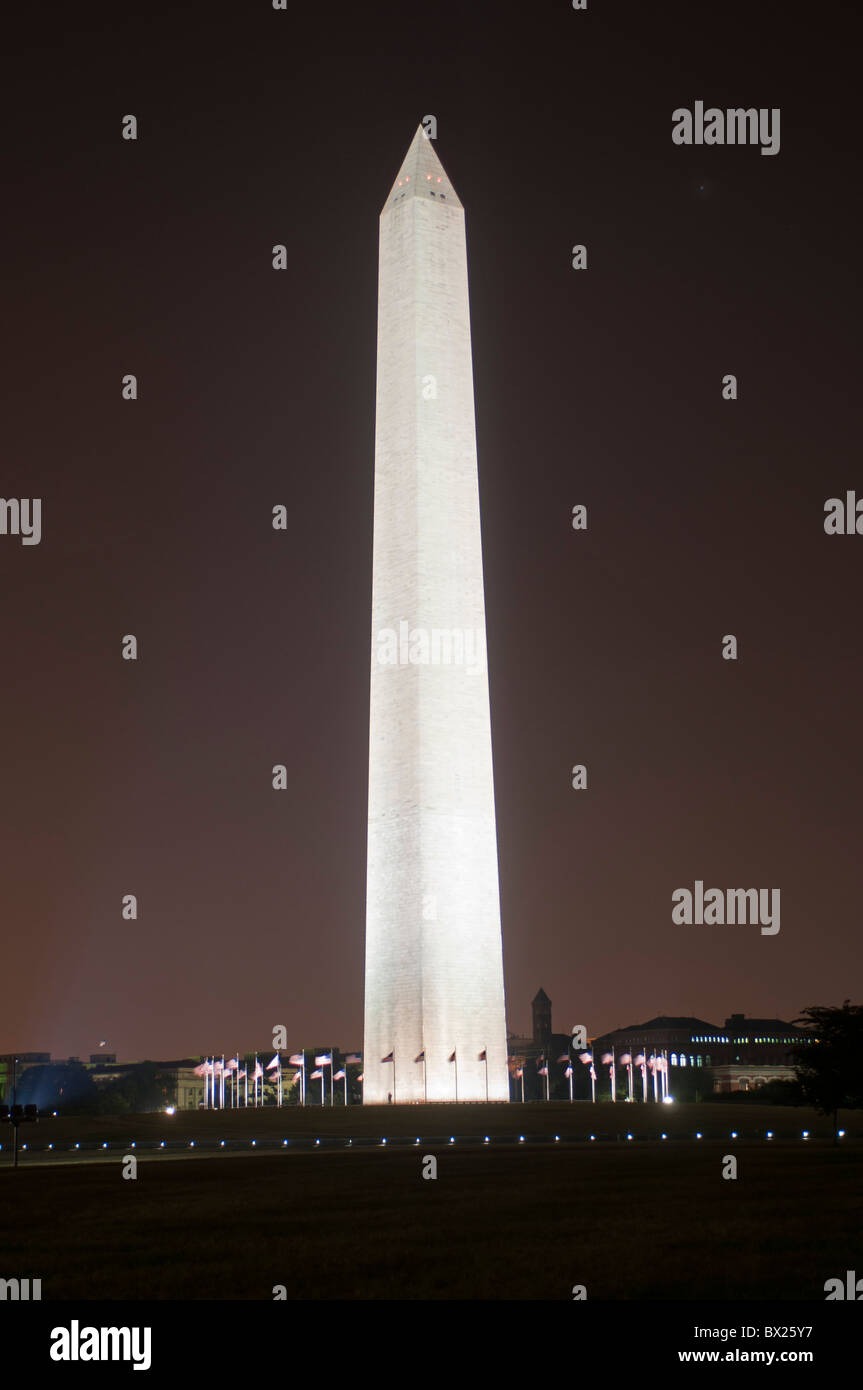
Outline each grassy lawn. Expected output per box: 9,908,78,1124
1,1112,858,1299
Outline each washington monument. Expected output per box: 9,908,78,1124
363,126,509,1103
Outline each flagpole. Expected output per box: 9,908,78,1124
484,1048,488,1103
454,1049,458,1103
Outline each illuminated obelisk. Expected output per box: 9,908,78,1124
363,127,509,1103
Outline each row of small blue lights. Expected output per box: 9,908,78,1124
0,1128,847,1154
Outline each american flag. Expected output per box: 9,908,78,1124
266,1055,280,1071
414,1051,425,1063
478,1049,487,1061
381,1052,394,1063
310,1069,323,1080
288,1053,304,1066
333,1069,346,1081
346,1054,362,1064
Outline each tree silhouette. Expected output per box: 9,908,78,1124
791,1000,863,1140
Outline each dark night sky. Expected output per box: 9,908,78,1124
3,1,860,1060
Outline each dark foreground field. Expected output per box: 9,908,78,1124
1,1103,859,1299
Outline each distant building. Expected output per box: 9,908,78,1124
0,1053,51,1103
532,989,552,1047
158,1063,205,1110
0,1053,207,1111
507,989,572,1099
593,1013,811,1092
711,1063,798,1093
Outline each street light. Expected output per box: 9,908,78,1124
1,1056,39,1168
